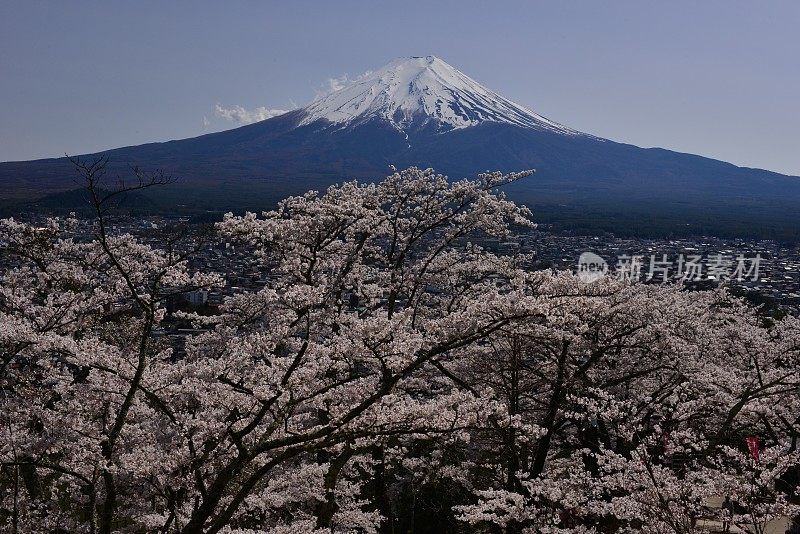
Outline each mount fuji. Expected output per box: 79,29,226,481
1,55,799,239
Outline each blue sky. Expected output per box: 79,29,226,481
1,1,798,175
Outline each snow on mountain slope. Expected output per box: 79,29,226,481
299,56,582,135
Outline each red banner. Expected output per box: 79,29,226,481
746,436,760,461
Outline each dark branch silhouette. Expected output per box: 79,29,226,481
67,153,174,216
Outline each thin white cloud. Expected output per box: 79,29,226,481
327,74,349,93
214,71,371,126
314,70,373,100
214,103,292,125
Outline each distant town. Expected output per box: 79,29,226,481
9,214,797,320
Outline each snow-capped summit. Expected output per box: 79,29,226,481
299,55,580,135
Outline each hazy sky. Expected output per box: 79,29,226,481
1,1,798,175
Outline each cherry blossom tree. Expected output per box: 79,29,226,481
1,162,798,533
453,280,800,533
2,165,539,532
